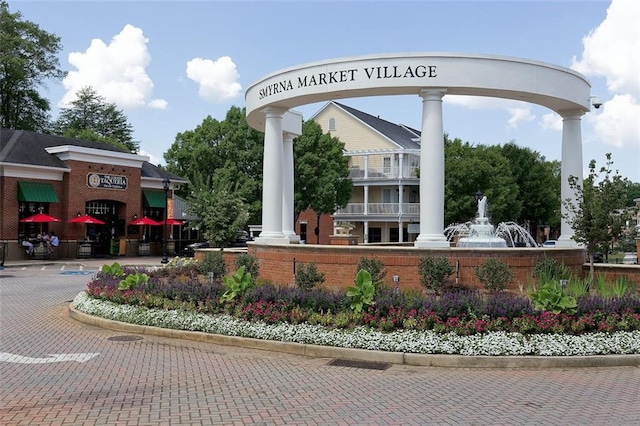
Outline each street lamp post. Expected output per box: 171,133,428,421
161,177,170,264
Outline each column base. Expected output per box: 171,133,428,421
414,234,450,248
254,234,290,245
283,232,300,243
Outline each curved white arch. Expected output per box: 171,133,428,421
245,53,590,247
246,53,590,131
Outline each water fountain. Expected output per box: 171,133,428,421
445,192,538,248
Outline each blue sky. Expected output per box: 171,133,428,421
11,0,640,182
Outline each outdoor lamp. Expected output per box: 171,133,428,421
161,177,170,264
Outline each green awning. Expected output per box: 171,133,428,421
143,190,166,208
17,181,59,203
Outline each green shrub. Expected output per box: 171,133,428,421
532,257,570,283
356,257,387,287
474,258,513,292
234,253,259,280
565,277,591,298
595,275,636,298
418,256,454,293
220,266,255,303
198,251,227,278
118,272,149,291
295,262,326,291
101,262,125,277
528,281,577,314
346,269,376,313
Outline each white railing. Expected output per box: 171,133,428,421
335,203,420,215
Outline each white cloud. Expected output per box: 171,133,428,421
139,149,162,166
186,56,242,103
572,0,640,97
587,94,640,149
445,96,535,129
540,113,563,132
59,24,168,109
506,107,535,129
570,0,640,150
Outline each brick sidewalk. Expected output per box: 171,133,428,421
2,266,640,425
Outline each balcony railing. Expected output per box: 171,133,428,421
348,165,419,180
335,203,420,216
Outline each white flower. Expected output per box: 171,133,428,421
72,292,640,356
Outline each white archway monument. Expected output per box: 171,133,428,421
245,53,591,247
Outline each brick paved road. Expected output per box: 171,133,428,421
1,264,640,425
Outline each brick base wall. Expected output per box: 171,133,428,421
247,243,594,292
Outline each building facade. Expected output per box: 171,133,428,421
300,101,421,244
0,129,188,261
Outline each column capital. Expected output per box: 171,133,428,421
261,106,288,118
419,88,447,101
558,109,586,120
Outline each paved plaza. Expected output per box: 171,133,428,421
1,258,640,425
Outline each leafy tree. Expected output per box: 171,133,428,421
0,1,65,131
624,181,640,208
564,153,630,280
164,107,264,224
187,175,249,249
444,137,519,225
500,142,559,229
51,87,138,152
294,120,352,243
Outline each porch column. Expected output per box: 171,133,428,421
415,89,449,248
364,186,369,215
255,107,288,244
364,221,369,244
557,111,584,248
282,132,299,242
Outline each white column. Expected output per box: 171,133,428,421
398,153,404,178
364,185,369,215
398,184,404,243
364,221,369,243
364,155,369,179
282,132,299,242
415,89,449,248
557,111,584,248
255,107,288,244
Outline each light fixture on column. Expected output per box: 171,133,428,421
161,177,170,264
133,213,138,220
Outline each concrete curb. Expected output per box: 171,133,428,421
69,305,640,369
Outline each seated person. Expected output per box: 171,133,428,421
49,231,59,253
22,239,34,255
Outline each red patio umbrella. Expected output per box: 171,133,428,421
20,212,61,235
130,216,162,241
130,217,162,226
19,213,61,223
67,214,106,225
160,218,185,225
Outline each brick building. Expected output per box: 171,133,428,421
0,129,188,261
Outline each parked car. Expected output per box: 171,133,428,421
622,252,638,265
181,240,210,257
542,240,557,247
181,231,253,257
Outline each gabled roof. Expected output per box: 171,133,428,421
332,102,421,150
0,128,186,182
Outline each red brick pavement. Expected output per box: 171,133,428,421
1,263,640,425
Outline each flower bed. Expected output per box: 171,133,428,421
72,292,640,356
74,264,640,356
